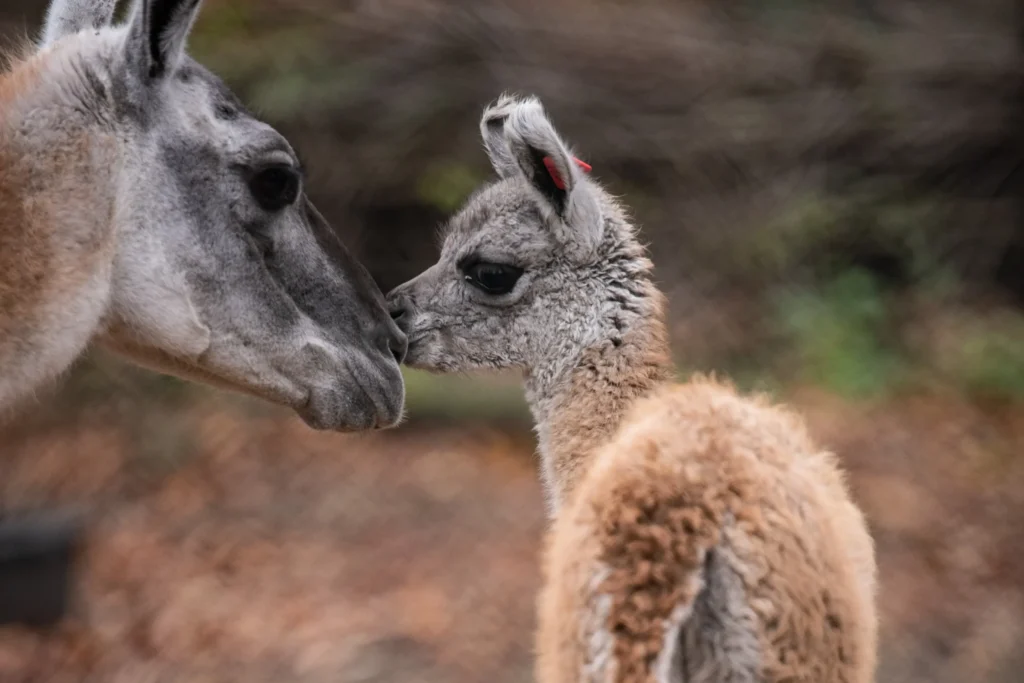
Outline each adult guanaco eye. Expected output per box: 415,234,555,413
462,262,524,295
216,102,239,120
248,164,300,212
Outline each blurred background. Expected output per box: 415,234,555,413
1,0,1023,680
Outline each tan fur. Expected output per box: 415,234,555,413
0,44,120,408
536,305,877,682
537,287,675,504
0,51,50,328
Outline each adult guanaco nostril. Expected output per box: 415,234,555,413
248,163,301,212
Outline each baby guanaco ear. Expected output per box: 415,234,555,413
502,96,603,257
480,92,521,179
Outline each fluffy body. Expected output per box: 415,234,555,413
389,93,877,682
0,0,407,430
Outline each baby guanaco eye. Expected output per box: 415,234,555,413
462,261,524,295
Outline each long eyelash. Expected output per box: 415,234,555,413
293,153,307,178
456,254,481,273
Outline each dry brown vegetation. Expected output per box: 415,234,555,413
1,369,1023,682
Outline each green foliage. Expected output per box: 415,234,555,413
869,194,951,284
747,192,840,276
415,163,484,213
743,187,952,292
189,3,335,117
951,317,1024,401
401,368,531,423
59,351,196,410
774,268,907,399
187,1,258,70
190,1,255,42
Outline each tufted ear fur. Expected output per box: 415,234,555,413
480,93,522,179
500,95,603,257
125,0,202,81
40,0,117,47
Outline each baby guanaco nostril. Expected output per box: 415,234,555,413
389,329,409,364
387,294,411,327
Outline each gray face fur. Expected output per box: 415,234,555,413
388,94,653,389
39,0,406,431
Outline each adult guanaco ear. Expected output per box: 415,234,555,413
125,0,203,82
502,95,603,257
40,0,117,47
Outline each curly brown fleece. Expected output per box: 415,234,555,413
390,92,878,683
536,357,877,683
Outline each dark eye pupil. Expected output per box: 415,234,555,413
465,262,523,295
248,165,300,212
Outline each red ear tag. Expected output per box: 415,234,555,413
542,156,592,190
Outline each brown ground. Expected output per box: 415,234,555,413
2,385,1023,683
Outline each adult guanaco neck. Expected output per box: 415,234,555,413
0,39,121,406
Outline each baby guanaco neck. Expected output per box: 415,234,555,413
525,277,674,515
